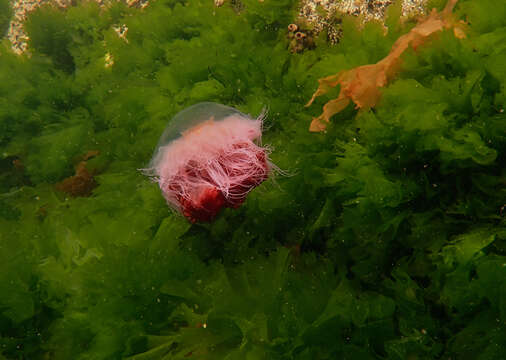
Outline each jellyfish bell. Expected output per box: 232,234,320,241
144,102,274,223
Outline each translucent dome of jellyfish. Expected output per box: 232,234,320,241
144,102,276,223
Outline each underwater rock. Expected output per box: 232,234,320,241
6,0,142,54
297,0,428,44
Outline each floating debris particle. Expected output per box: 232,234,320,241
104,52,114,68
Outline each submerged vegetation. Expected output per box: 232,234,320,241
0,0,12,37
0,0,505,358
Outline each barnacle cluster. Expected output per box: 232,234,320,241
286,23,315,53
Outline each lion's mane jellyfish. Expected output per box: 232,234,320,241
144,102,275,223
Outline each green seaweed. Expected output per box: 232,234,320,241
0,0,12,38
0,0,505,359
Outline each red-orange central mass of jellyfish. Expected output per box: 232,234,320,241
167,142,269,222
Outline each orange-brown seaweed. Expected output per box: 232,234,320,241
56,150,99,197
306,0,465,132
